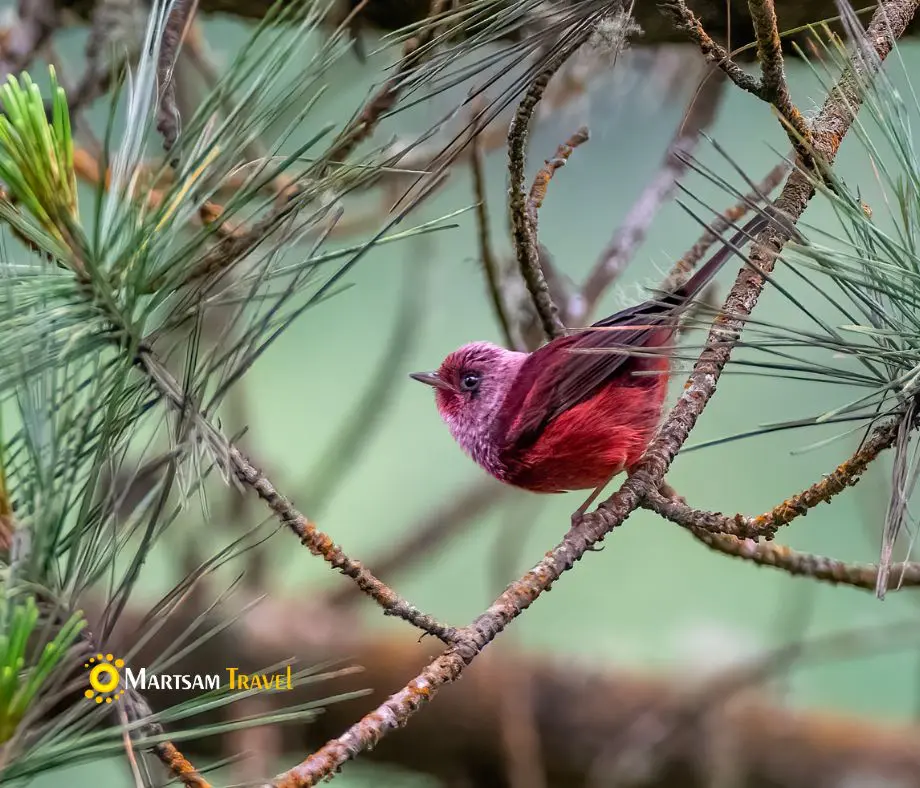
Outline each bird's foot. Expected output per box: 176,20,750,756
659,481,687,506
570,510,606,550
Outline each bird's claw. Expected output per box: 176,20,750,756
570,512,605,552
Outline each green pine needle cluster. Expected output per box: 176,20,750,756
0,598,84,746
0,69,77,247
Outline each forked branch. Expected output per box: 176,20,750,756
645,419,899,541
660,0,812,156
261,2,919,784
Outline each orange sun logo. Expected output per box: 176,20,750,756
84,654,125,703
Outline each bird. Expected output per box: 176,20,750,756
410,213,769,521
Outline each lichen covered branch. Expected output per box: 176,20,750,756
507,39,593,341
258,1,919,784
659,0,761,95
645,420,899,538
661,0,811,155
693,531,920,591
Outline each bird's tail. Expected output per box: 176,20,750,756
673,211,774,304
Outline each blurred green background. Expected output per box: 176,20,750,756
24,10,920,787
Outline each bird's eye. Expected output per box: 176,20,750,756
460,372,481,392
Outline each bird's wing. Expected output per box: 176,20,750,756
495,298,673,452
494,212,772,452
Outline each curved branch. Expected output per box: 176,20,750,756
260,2,920,784
507,38,592,341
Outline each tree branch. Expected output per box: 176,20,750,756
324,478,509,608
659,0,762,95
693,531,920,591
507,36,594,342
661,0,812,157
156,0,199,158
747,0,813,154
644,419,899,539
259,2,919,783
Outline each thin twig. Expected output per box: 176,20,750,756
470,126,516,350
124,688,212,788
658,1,761,95
156,0,199,158
645,419,899,539
693,531,920,591
136,350,458,644
662,0,811,158
526,126,590,220
580,69,726,322
747,0,812,154
259,3,919,784
508,41,593,342
152,741,212,788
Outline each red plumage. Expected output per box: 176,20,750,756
411,214,767,497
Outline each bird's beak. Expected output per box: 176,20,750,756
409,371,454,392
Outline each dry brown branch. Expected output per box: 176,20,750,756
507,39,595,342
471,120,516,349
136,349,459,644
258,3,918,783
96,596,920,788
662,0,811,156
120,684,213,788
526,126,590,220
644,418,899,541
693,531,920,591
747,0,813,157
157,0,200,157
659,1,761,94
579,68,726,322
152,741,213,788
660,159,790,290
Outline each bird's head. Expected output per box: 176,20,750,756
410,341,526,446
